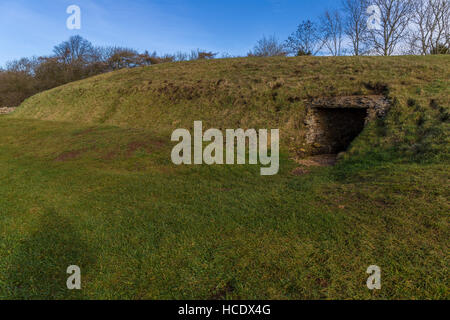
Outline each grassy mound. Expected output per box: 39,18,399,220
12,55,450,160
1,56,449,299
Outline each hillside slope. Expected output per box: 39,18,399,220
12,56,450,160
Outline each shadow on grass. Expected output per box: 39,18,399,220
5,209,95,299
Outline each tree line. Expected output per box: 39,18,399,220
249,0,449,57
0,35,218,108
1,0,448,108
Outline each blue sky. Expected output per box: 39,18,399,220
0,0,339,66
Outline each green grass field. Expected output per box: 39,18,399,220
0,56,449,299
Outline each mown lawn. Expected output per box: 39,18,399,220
0,117,447,299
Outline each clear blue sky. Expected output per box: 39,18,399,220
0,0,339,66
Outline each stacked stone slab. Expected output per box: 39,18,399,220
0,107,16,115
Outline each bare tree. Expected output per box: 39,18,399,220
430,0,450,51
107,47,141,69
320,10,345,56
342,0,371,55
368,0,415,56
189,49,218,60
173,51,189,61
248,35,287,57
409,0,450,55
5,58,37,75
286,20,324,56
53,35,95,64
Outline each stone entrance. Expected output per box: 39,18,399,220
306,107,368,154
304,95,390,155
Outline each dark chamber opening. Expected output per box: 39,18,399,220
311,108,368,154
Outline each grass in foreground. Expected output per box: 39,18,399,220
0,118,448,299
